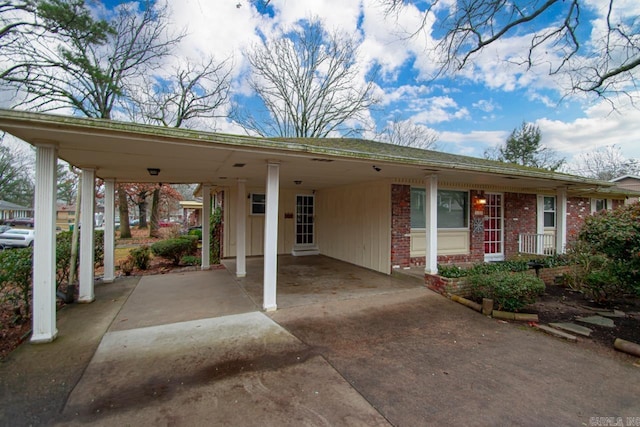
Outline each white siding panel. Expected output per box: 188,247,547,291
315,181,391,274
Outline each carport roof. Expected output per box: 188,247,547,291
0,108,625,194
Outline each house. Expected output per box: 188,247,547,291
611,175,640,204
0,109,635,343
0,200,32,222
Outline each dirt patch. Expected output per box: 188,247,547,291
526,284,640,356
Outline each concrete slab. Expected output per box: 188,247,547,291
225,255,423,309
549,322,593,337
58,312,389,426
576,315,616,328
598,310,626,318
110,269,258,331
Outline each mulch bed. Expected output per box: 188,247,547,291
527,284,640,355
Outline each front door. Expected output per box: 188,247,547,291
295,195,315,247
484,193,504,262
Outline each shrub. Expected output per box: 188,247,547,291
56,230,106,287
577,203,640,295
129,245,151,270
187,228,202,240
119,257,134,275
151,238,196,265
0,247,33,323
180,255,201,266
466,271,545,312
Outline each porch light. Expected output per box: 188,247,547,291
294,180,302,185
473,191,487,212
147,168,161,176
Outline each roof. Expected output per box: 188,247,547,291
0,200,31,210
0,108,625,196
611,175,640,182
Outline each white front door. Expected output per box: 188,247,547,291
484,193,504,262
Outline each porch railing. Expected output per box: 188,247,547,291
518,233,556,255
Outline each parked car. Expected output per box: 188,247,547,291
0,225,11,234
5,217,34,227
0,229,35,248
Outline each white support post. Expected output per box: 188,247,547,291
31,145,58,343
201,184,211,270
236,179,247,277
78,168,96,303
103,179,116,283
556,187,567,255
424,175,438,275
263,162,280,311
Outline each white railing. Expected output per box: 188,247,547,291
518,233,556,255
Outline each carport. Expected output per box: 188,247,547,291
0,109,440,344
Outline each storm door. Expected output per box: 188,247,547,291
483,193,504,262
295,195,315,247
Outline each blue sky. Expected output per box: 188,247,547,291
8,0,640,168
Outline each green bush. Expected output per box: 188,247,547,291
187,228,202,240
577,203,640,296
151,238,196,265
56,230,106,287
438,260,529,278
466,271,545,312
180,255,201,266
0,247,33,323
129,245,151,270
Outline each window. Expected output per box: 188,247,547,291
250,193,265,215
543,196,556,228
593,198,608,212
411,188,468,229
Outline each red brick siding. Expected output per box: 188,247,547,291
566,197,589,244
391,184,411,268
504,192,537,257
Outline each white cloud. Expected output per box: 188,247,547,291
437,130,508,157
537,97,640,162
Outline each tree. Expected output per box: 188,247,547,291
126,57,232,129
376,118,438,150
2,0,183,238
0,136,34,206
56,162,77,205
485,122,564,170
384,1,640,103
238,19,378,138
0,0,111,80
568,145,639,180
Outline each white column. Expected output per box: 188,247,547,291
78,168,96,303
263,162,280,311
556,187,567,255
424,175,438,275
201,184,211,270
31,145,58,343
103,179,116,283
236,179,247,277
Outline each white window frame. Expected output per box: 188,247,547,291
250,193,266,215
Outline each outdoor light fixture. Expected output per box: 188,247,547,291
147,168,161,176
294,180,302,185
373,165,381,172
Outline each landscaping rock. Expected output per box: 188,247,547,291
576,315,615,328
549,322,593,337
534,324,578,342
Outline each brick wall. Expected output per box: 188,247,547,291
391,184,411,268
504,192,537,257
566,197,589,244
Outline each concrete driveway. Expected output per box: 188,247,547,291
1,256,639,426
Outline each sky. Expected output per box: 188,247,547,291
4,0,640,169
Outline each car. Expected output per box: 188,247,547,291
0,225,11,234
5,217,34,227
0,229,35,248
